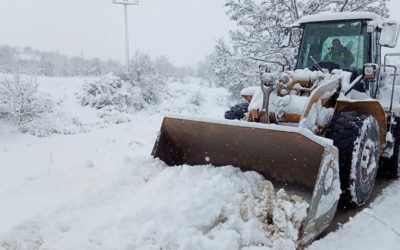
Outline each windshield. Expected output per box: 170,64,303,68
296,21,367,72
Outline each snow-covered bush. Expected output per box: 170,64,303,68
79,73,141,112
125,52,166,105
79,52,167,113
79,71,165,113
0,75,53,126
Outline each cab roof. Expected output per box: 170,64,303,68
292,12,383,26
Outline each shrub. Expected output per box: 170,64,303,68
79,70,165,113
0,75,53,126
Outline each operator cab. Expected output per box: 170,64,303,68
296,20,367,74
291,12,400,95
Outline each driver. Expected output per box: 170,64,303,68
324,39,355,69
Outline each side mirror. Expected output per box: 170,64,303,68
363,63,378,80
279,28,291,48
379,22,400,48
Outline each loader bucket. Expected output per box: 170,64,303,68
152,116,340,246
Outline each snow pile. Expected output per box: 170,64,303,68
247,181,309,249
0,156,308,250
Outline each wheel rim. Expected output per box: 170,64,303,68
360,139,376,183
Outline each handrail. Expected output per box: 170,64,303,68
384,53,400,72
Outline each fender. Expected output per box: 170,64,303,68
334,99,387,150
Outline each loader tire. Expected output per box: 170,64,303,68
325,112,380,206
380,117,400,179
224,102,249,120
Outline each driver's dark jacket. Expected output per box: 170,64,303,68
324,47,355,69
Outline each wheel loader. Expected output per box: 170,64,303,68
152,12,400,247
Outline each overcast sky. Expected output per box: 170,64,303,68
0,0,399,67
0,0,235,67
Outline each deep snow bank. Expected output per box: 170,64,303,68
0,159,308,250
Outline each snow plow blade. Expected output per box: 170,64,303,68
152,116,340,246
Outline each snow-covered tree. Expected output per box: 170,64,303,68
212,39,258,97
213,0,389,93
126,52,166,106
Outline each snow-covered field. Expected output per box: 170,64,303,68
0,76,400,250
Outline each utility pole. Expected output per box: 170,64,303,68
112,0,139,73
